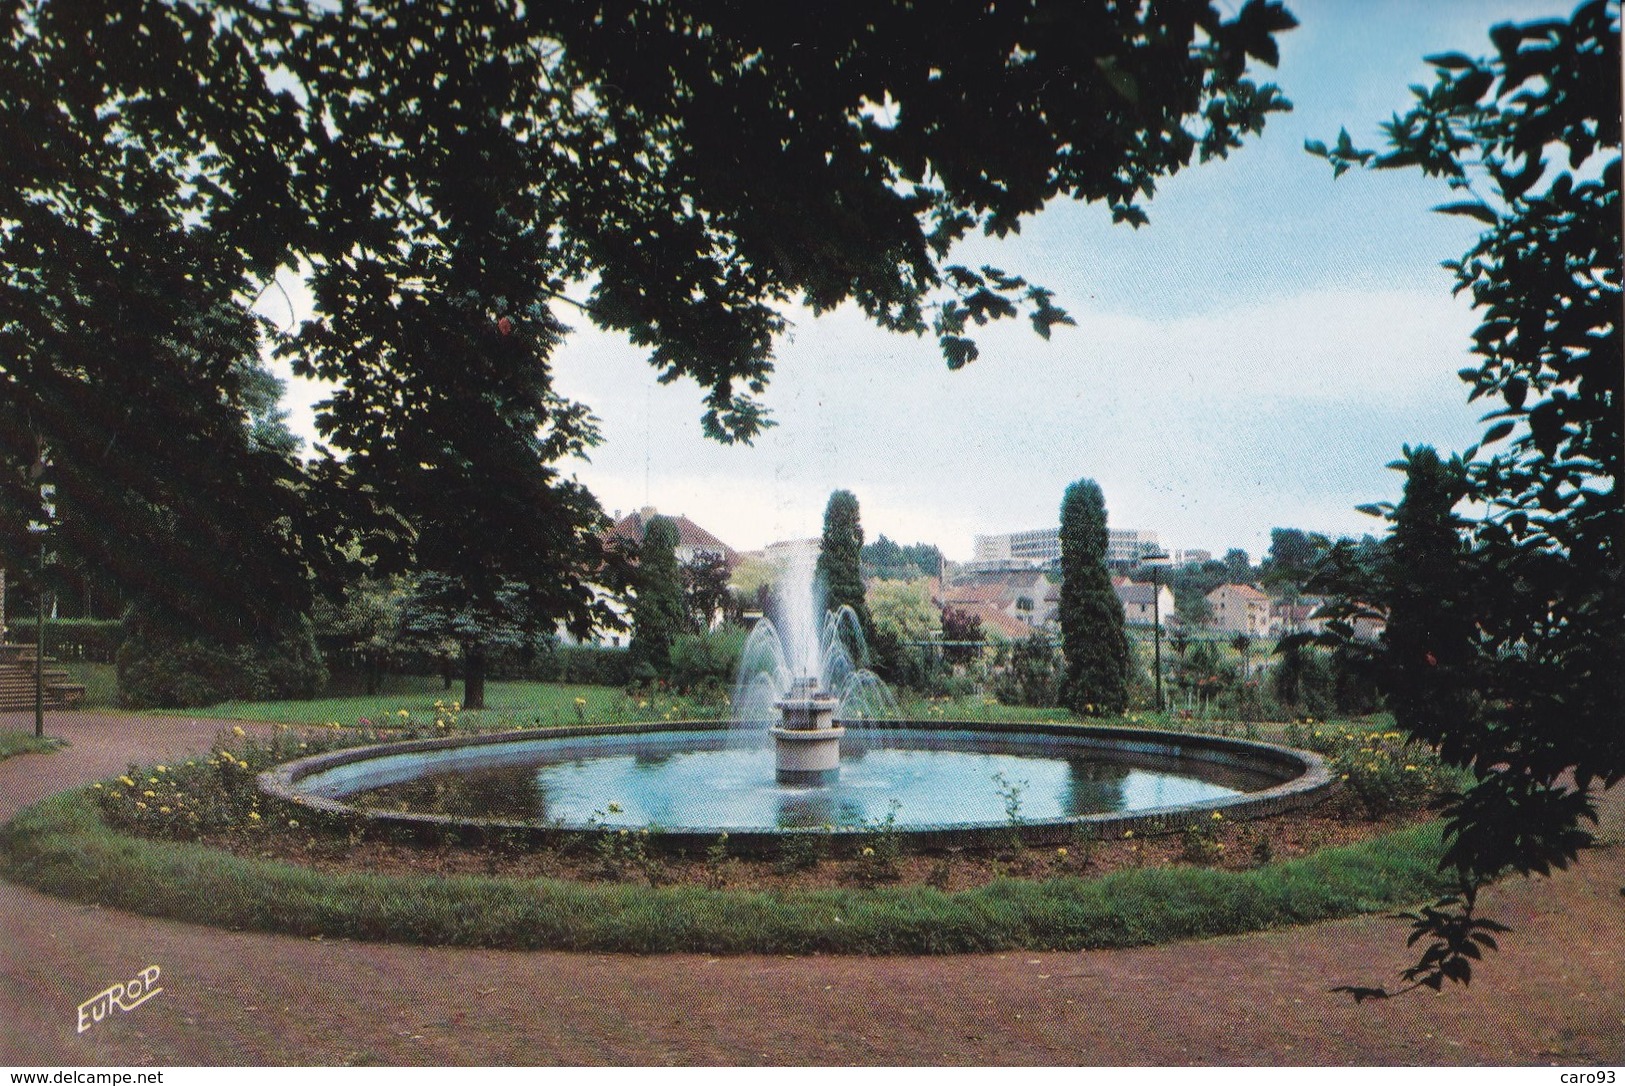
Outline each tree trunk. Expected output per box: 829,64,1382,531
463,643,487,710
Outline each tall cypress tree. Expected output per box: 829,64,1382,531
816,490,873,642
629,516,685,681
1059,479,1130,716
1381,446,1479,759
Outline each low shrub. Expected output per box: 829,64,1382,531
116,613,327,709
1290,721,1456,820
21,619,125,663
668,627,747,698
530,644,633,687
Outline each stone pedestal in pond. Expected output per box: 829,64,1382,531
772,677,844,785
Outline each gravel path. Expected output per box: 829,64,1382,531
1,710,1620,1066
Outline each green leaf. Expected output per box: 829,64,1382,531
1482,421,1515,445
939,335,979,370
1433,201,1498,225
1423,52,1478,70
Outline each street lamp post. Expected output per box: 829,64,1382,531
1140,550,1172,714
33,532,44,738
27,453,51,739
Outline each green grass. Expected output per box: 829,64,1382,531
154,680,726,730
0,785,1454,955
891,693,1075,724
0,731,65,761
62,662,118,709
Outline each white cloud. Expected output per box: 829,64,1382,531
551,286,1486,561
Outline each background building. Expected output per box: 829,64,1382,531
971,526,1163,571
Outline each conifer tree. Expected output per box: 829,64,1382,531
629,517,685,681
816,490,873,643
1058,479,1130,716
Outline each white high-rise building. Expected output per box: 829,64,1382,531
971,527,1161,569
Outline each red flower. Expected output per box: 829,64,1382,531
1424,651,1438,666
497,316,514,336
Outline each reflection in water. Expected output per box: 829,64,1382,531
363,767,543,821
1060,759,1130,816
352,729,1280,830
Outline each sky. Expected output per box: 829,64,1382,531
271,0,1570,564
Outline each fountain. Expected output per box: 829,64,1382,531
730,541,894,784
260,518,1336,853
770,676,844,784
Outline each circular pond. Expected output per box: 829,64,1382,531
261,721,1335,853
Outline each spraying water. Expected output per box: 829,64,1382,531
732,540,897,729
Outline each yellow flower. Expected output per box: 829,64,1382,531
573,697,587,706
619,828,629,837
119,776,135,787
862,847,875,856
1123,829,1134,839
158,806,171,814
1056,847,1068,857
147,777,158,784
143,790,156,797
1211,811,1223,821
288,818,300,828
248,811,261,821
1404,765,1417,772
398,709,410,718
155,765,167,773
232,726,245,737
638,700,649,709
135,801,147,810
452,702,461,711
93,782,104,790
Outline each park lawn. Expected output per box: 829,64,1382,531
891,693,1077,724
160,679,727,730
1,783,1454,955
0,731,65,761
61,661,119,709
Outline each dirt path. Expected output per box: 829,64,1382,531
2,711,1621,1066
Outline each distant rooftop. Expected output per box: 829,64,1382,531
607,507,736,559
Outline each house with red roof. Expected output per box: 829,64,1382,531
1205,583,1273,636
606,507,737,566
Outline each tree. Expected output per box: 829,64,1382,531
1058,479,1130,715
867,578,941,644
1222,549,1254,583
1230,633,1252,682
1263,528,1332,600
629,516,686,683
863,536,944,581
940,606,984,667
816,490,873,642
396,573,557,708
0,1,327,647
2,1,1297,695
1311,1,1622,998
994,632,1063,708
680,550,733,633
1377,447,1479,742
311,573,412,696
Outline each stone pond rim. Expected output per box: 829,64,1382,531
257,720,1339,857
